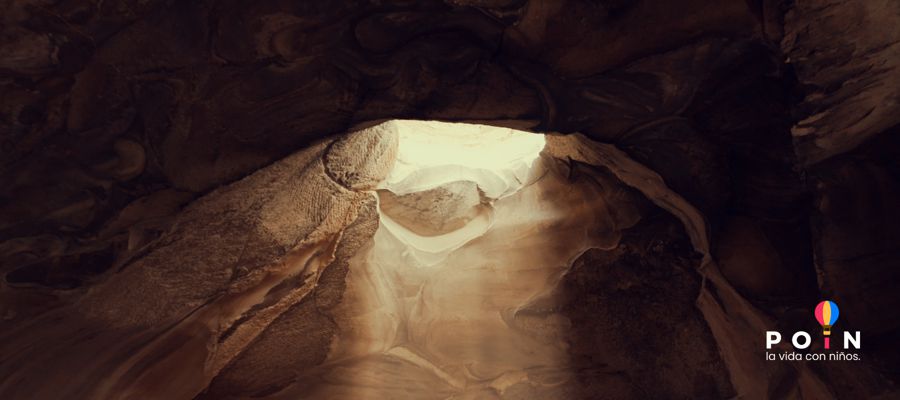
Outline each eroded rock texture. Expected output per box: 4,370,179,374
1,0,899,399
1,124,397,399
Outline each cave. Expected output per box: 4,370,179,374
2,0,900,399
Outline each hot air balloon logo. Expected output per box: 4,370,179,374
815,300,839,336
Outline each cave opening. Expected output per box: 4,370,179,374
291,120,662,398
377,120,547,267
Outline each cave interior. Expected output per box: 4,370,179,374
1,0,900,399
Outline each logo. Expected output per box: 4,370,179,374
764,300,861,361
814,300,839,348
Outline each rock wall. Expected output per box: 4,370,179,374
0,124,397,399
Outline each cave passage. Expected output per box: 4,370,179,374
286,121,632,399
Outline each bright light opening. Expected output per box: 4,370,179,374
381,120,546,198
377,120,547,266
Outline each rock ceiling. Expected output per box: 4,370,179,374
1,0,899,399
